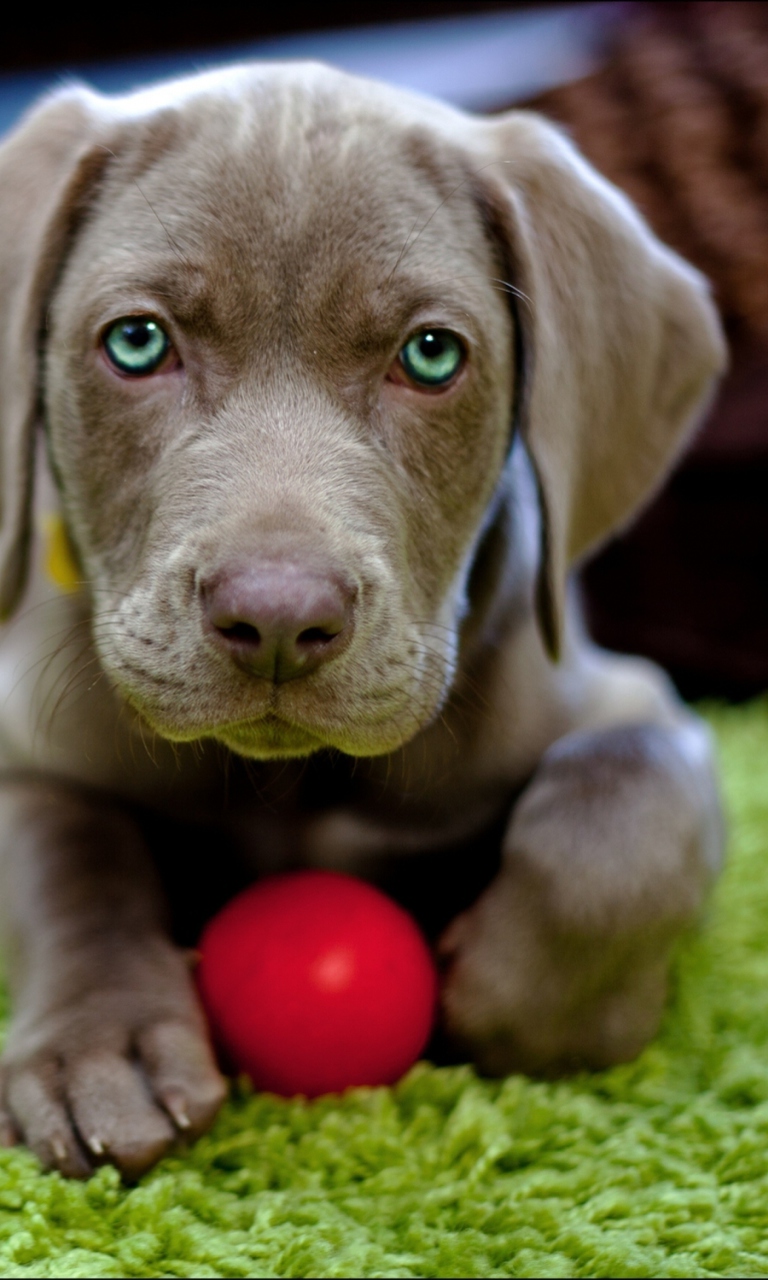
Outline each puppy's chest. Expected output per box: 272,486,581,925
223,752,513,879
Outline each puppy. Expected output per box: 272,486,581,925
0,62,725,1179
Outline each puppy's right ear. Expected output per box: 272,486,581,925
0,87,106,619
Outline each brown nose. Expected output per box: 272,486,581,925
201,561,355,682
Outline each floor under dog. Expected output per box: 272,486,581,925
0,700,766,1278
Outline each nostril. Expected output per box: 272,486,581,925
217,621,262,646
297,625,340,647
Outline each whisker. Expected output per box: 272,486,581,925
36,654,104,740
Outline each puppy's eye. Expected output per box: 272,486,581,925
102,317,171,375
398,329,464,388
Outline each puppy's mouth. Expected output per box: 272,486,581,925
121,675,443,759
213,713,326,759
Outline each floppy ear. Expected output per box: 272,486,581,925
0,87,105,619
472,112,726,657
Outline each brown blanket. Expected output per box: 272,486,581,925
527,0,768,697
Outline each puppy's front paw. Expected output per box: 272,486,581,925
438,869,671,1077
0,981,227,1179
439,723,719,1076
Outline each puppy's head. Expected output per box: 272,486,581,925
0,64,725,758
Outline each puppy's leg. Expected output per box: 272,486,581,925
440,668,722,1074
0,780,226,1178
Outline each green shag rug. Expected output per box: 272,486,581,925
2,702,768,1278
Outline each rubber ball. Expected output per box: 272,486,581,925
197,870,438,1097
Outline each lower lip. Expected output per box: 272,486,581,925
219,717,323,755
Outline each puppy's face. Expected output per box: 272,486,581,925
44,71,514,758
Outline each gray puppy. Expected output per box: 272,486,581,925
0,62,725,1178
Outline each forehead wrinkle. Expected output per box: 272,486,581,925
95,86,486,273
95,74,479,251
76,96,502,366
183,103,471,261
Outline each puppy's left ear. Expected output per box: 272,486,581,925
0,86,106,619
470,111,727,657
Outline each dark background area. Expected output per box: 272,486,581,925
0,3,542,72
525,1,768,700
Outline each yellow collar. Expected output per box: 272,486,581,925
42,513,81,593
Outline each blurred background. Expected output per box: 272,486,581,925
2,0,766,701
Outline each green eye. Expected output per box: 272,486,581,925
399,329,464,387
103,317,171,375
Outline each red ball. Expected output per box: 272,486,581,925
197,870,437,1097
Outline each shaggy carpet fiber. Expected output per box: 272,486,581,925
2,702,768,1278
